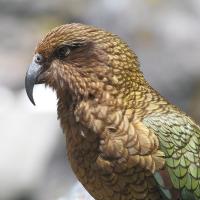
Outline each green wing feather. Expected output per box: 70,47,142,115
143,112,200,200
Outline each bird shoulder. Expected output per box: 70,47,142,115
74,98,165,174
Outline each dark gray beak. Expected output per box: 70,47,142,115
25,54,43,105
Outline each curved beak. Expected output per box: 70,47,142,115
25,60,43,105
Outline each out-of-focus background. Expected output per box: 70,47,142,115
0,0,200,200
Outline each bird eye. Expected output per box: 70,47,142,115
56,46,70,59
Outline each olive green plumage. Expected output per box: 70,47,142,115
144,112,200,199
25,23,200,200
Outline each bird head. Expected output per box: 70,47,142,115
25,23,143,105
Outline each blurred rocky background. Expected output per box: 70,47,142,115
0,0,199,200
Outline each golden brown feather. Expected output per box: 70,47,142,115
25,23,199,200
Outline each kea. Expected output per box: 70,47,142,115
25,23,200,200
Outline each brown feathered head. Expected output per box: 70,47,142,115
25,23,142,105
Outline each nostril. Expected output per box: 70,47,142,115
34,53,44,64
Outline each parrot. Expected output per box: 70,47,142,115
25,23,200,200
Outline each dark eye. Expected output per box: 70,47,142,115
56,46,70,59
